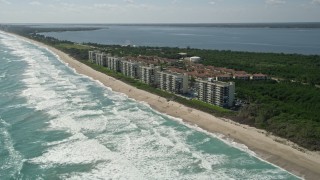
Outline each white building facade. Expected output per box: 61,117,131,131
139,65,160,85
159,71,189,94
120,60,140,79
197,79,235,107
88,50,100,63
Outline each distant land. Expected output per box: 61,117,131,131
2,22,320,29
104,22,320,28
23,23,320,55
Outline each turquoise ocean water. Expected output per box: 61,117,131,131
0,32,299,179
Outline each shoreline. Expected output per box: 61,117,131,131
6,32,320,179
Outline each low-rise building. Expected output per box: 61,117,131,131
251,73,268,80
159,71,189,94
215,74,233,81
189,56,201,63
196,79,235,107
233,74,251,80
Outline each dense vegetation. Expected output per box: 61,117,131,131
1,25,320,151
199,51,320,85
236,80,320,150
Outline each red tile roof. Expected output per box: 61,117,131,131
216,74,232,78
234,74,251,77
252,73,267,77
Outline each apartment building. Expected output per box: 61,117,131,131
251,73,268,80
88,50,100,63
95,52,108,67
196,79,235,107
88,51,237,108
139,64,159,85
107,56,121,72
120,60,140,79
159,71,189,94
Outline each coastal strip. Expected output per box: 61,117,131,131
6,31,320,179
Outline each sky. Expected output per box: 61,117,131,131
0,0,320,23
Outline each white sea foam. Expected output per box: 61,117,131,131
136,101,257,156
0,118,24,177
0,71,6,79
93,107,237,179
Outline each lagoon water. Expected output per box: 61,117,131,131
41,25,320,55
0,32,299,179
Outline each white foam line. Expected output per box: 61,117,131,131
96,108,246,179
0,118,24,177
16,38,125,98
137,102,303,179
0,71,7,79
2,32,138,102
114,95,302,178
22,41,119,97
124,99,253,154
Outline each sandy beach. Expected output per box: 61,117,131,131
11,32,320,179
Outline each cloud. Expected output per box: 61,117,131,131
93,3,120,9
312,0,320,5
53,2,94,13
265,0,286,5
208,0,224,6
0,0,11,5
29,1,41,6
171,0,178,4
124,0,134,4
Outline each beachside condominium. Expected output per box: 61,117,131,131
89,51,121,72
107,56,121,72
197,79,235,107
159,71,189,94
88,50,100,63
140,64,160,86
96,52,107,67
120,60,140,79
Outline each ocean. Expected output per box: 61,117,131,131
40,25,320,55
0,31,299,179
